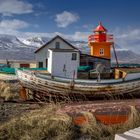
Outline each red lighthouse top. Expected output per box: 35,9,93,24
94,22,107,32
88,22,113,43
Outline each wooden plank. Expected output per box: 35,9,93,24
133,128,140,132
115,134,139,140
124,131,140,139
129,129,140,135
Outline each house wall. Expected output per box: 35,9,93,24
35,38,75,68
48,50,79,78
47,50,53,73
30,63,37,68
36,47,47,68
10,63,20,68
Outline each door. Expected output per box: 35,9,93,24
20,64,30,68
46,59,48,68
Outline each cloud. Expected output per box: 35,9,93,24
114,27,140,53
68,32,89,41
0,0,33,16
0,19,29,30
11,30,88,41
0,19,139,54
0,19,29,35
55,11,79,28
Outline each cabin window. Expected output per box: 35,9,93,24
72,53,77,60
100,48,104,55
55,42,60,49
39,62,43,68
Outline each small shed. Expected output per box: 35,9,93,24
48,48,79,78
0,60,37,68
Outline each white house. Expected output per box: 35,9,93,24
35,35,80,78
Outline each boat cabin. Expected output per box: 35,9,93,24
48,48,79,78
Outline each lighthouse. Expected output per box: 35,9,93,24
88,22,113,59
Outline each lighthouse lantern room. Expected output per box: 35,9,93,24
88,22,113,59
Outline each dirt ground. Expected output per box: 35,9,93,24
1,99,140,124
0,102,41,123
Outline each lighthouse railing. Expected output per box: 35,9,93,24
88,34,113,42
106,34,114,42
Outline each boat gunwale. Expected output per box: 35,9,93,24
16,69,140,86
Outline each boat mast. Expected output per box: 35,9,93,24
112,43,119,68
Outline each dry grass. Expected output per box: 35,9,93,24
0,82,20,101
0,81,140,139
0,104,140,140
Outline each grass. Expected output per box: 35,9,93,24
0,81,140,140
0,104,140,140
0,81,20,101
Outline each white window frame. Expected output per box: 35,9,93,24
71,53,77,60
100,48,104,56
55,42,60,49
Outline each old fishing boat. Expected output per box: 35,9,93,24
16,23,140,101
16,69,140,100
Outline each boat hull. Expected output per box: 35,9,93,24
16,70,140,100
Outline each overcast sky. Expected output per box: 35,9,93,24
0,0,140,52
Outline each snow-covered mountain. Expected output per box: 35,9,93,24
21,37,49,47
111,49,140,64
0,34,140,63
0,34,28,50
0,35,37,60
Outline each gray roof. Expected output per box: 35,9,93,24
35,35,79,53
48,48,79,52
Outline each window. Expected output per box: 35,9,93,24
39,62,43,68
72,53,77,60
100,48,104,56
55,42,60,49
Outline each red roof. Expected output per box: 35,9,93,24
94,22,107,32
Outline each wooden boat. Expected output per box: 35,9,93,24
16,69,140,101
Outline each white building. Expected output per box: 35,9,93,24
35,35,80,78
48,49,79,78
0,60,37,68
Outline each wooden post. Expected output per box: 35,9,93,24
19,86,27,101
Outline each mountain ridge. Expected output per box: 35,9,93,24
0,34,139,63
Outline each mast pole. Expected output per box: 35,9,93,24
112,43,119,68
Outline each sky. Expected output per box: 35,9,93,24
0,0,140,52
